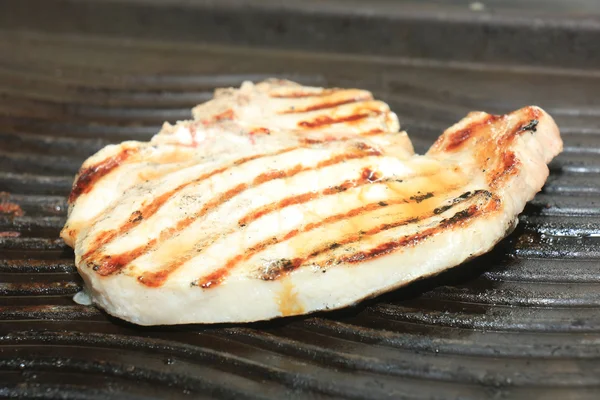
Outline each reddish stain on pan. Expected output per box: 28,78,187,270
0,192,24,217
0,231,20,238
0,202,24,217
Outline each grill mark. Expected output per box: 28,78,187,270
298,110,382,129
269,258,305,280
238,168,385,227
95,182,248,276
488,151,520,189
309,191,497,267
337,204,484,264
270,89,336,99
95,149,380,278
149,168,451,287
478,108,540,188
363,128,385,136
68,148,137,204
81,149,296,261
497,108,542,148
441,114,499,152
431,107,541,161
85,137,382,262
239,193,314,228
410,192,434,203
521,119,539,132
434,191,472,214
430,107,541,209
91,246,149,275
280,95,371,114
139,157,381,286
298,130,386,145
194,189,488,289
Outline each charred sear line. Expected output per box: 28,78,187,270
433,190,489,214
205,188,440,288
341,223,446,264
237,167,386,228
489,151,520,189
279,96,370,114
497,108,542,148
190,170,494,288
137,270,169,287
307,190,498,267
302,214,429,266
69,148,136,203
363,128,384,136
441,114,499,152
298,110,382,129
129,211,143,223
433,203,453,215
338,196,498,265
440,207,475,227
520,119,539,132
258,258,302,281
410,192,434,203
202,180,485,288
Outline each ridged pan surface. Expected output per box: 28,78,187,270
1,31,600,399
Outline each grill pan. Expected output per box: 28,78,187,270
1,1,600,399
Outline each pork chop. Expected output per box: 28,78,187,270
62,81,561,325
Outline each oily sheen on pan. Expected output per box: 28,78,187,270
62,80,562,325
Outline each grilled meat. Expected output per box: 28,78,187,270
62,81,561,325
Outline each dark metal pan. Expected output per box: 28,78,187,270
1,1,599,398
